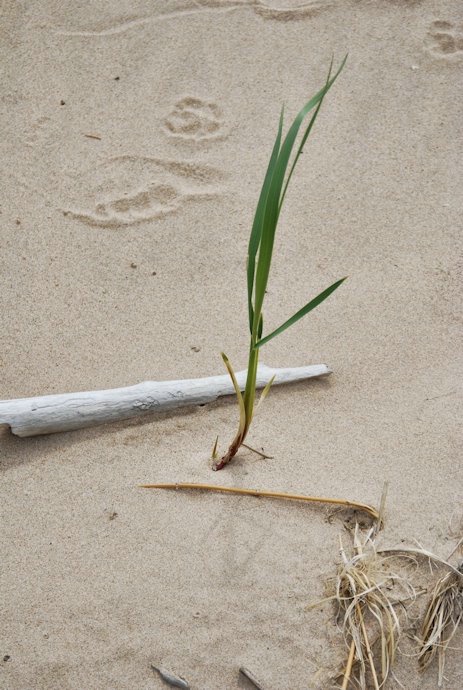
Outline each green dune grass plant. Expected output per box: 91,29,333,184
213,57,348,470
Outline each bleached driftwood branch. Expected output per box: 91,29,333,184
0,363,331,438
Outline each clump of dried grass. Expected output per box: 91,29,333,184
376,542,463,687
418,510,463,685
311,498,462,689
417,561,463,686
334,525,417,690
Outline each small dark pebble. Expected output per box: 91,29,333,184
3,655,11,662
60,100,65,105
152,271,157,275
109,511,118,521
15,219,20,225
190,346,200,353
130,262,137,269
114,76,120,80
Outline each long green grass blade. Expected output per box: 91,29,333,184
254,277,347,348
278,59,335,212
221,352,247,434
247,107,284,333
253,57,347,325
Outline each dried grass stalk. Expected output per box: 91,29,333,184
418,562,463,687
141,483,379,520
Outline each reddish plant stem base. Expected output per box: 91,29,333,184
212,438,242,471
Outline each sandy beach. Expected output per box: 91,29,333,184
1,1,462,688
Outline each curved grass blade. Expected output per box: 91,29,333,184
256,374,276,411
253,56,347,324
211,435,219,460
279,58,335,212
247,107,284,333
221,352,246,435
255,276,346,348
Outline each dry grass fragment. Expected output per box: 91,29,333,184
417,562,463,687
376,542,463,687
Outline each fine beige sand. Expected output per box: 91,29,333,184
1,1,462,688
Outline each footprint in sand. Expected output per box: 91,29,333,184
425,20,463,59
163,97,224,141
63,155,225,227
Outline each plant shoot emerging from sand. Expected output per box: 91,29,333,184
213,57,347,470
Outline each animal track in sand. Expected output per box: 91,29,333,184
163,97,224,141
63,155,224,227
53,0,333,36
425,20,463,59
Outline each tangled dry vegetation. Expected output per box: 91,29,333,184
335,526,415,689
417,559,463,685
315,519,463,689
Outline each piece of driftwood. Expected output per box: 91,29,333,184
0,363,331,437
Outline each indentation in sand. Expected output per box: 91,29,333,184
63,155,225,227
163,97,225,141
254,0,333,21
425,20,463,60
53,0,334,36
